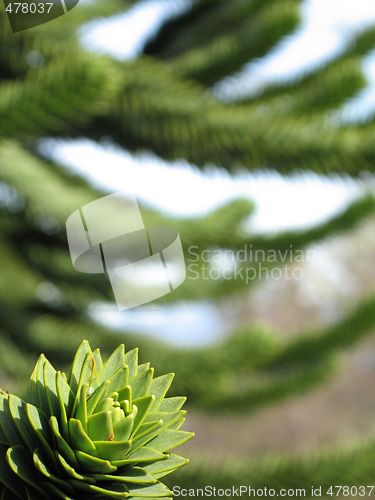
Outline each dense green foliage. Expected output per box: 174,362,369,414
1,0,375,497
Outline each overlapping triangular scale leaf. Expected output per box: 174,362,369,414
0,341,194,499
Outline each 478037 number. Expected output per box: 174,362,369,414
327,486,375,496
5,3,53,14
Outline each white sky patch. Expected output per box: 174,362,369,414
80,0,191,60
213,0,375,101
89,301,232,347
339,48,375,124
39,138,365,235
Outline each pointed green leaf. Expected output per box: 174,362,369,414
144,411,183,425
56,371,74,441
0,395,23,446
130,369,153,400
8,395,39,453
57,371,75,413
125,348,138,380
87,411,113,441
157,397,186,413
74,450,117,474
89,351,100,392
49,417,79,470
33,448,75,496
94,440,132,461
147,430,195,453
55,452,95,484
93,466,156,484
95,397,115,413
69,340,93,394
149,375,174,412
71,353,94,416
131,396,154,437
113,412,135,442
99,345,126,384
143,454,188,475
135,421,163,440
27,355,45,407
131,412,185,454
74,383,88,432
69,418,97,457
112,447,168,467
27,356,40,407
109,392,119,401
93,348,103,373
137,363,150,375
127,481,172,497
25,403,50,443
87,380,110,416
111,406,125,427
26,404,59,473
6,446,49,499
35,356,52,418
107,368,129,396
153,470,177,480
43,359,60,419
168,417,185,431
117,386,132,407
120,400,131,416
0,443,25,499
67,480,129,498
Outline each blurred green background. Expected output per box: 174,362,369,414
3,0,375,496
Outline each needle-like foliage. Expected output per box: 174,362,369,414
0,340,193,499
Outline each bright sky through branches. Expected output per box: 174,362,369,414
65,0,375,234
47,0,375,342
41,138,364,235
214,0,375,103
80,0,190,60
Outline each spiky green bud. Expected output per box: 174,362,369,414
0,340,194,499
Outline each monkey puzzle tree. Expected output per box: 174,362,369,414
1,0,375,497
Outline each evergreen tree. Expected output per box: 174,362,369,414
1,0,375,496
